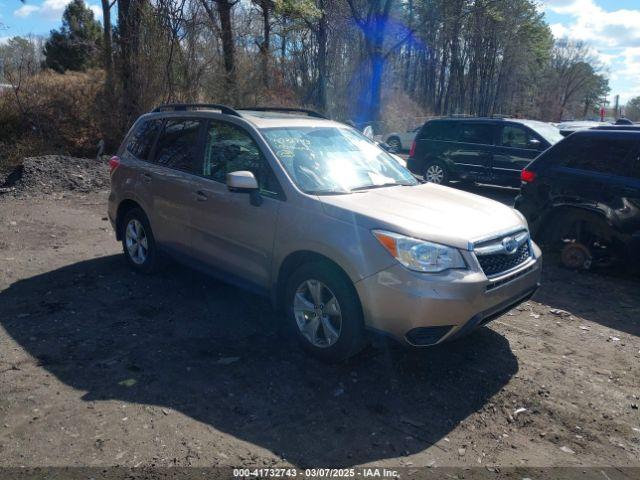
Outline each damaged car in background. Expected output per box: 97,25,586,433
516,129,640,272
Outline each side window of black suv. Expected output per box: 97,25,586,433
632,154,640,180
420,121,458,141
459,123,494,145
500,125,542,150
560,136,639,177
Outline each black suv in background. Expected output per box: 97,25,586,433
407,117,563,187
515,129,640,271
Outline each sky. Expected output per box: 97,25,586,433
542,0,640,104
0,0,638,104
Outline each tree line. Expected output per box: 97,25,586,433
1,0,630,145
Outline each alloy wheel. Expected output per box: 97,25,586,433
425,164,445,184
387,138,401,153
293,279,342,348
125,219,149,265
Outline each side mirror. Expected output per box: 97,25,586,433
227,170,262,206
227,171,258,191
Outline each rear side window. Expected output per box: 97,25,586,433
544,135,639,177
152,119,203,172
459,123,494,145
565,137,638,176
420,121,457,141
632,156,640,180
126,119,162,160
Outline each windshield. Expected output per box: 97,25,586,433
261,126,418,194
528,122,564,145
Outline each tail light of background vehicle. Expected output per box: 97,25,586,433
520,169,536,183
109,156,120,174
409,139,416,157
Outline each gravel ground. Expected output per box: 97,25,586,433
0,155,109,196
0,187,639,478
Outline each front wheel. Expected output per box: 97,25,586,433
386,137,401,153
541,210,620,270
424,161,449,185
285,262,366,362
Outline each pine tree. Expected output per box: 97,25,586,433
44,0,102,73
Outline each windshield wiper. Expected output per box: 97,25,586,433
349,182,413,192
305,189,351,195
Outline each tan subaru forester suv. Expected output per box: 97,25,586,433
108,104,542,361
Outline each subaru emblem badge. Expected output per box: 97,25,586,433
502,236,518,254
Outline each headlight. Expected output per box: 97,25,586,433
373,230,466,273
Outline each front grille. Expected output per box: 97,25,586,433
477,242,531,277
486,264,535,291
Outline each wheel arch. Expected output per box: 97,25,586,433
386,134,401,145
536,205,615,245
115,199,145,241
273,250,361,313
422,156,454,183
426,155,455,170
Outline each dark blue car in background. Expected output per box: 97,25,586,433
515,129,640,271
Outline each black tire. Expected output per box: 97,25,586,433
423,160,449,185
120,207,162,274
387,136,401,153
284,262,366,362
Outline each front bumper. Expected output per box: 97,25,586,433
355,243,542,346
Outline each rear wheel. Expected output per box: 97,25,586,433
285,262,366,362
121,208,162,273
424,161,449,185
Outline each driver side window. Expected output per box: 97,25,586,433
202,121,283,198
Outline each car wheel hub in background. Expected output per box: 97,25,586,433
125,219,148,265
425,165,445,184
293,279,342,348
561,242,592,270
388,138,400,152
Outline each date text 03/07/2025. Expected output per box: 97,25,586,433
233,468,400,478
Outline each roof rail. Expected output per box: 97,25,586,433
152,103,241,117
445,114,513,120
238,106,328,119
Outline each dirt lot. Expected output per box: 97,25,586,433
1,182,639,474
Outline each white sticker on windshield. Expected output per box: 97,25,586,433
277,149,295,158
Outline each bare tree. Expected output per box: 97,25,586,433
101,0,116,98
200,0,238,102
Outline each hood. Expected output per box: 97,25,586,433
319,183,525,250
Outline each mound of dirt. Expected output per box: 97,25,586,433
0,155,109,196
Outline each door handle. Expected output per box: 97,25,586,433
194,190,208,202
141,173,152,183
